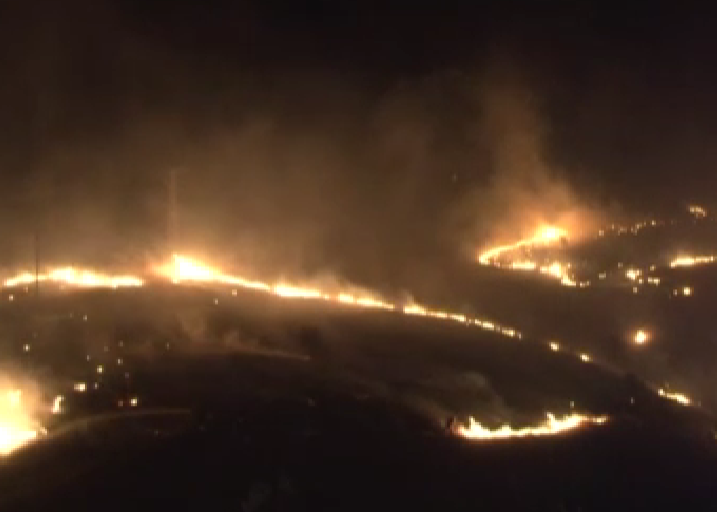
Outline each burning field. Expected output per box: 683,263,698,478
0,215,716,510
3,3,717,509
1,203,717,459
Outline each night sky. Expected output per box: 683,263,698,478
0,1,716,276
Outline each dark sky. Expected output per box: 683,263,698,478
0,1,716,278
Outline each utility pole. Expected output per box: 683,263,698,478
168,168,178,254
34,229,39,298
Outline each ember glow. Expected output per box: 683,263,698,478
4,267,143,289
688,205,707,218
669,255,717,268
478,225,567,265
658,388,691,406
158,254,395,310
478,226,580,286
633,330,649,345
51,395,64,414
156,255,270,292
538,261,578,287
456,412,608,440
0,388,44,456
477,208,717,295
625,268,641,281
156,255,520,339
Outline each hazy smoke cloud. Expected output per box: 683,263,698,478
452,63,606,258
0,1,613,297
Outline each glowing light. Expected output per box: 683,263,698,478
625,268,641,281
273,284,325,300
73,382,87,393
509,261,537,271
658,388,691,406
579,353,591,363
3,273,38,288
673,286,693,297
633,329,649,345
670,255,716,268
4,256,518,347
96,365,103,374
0,388,44,456
156,255,517,341
22,344,30,352
456,412,607,440
51,395,63,414
539,262,578,287
560,275,577,287
156,255,270,291
549,342,560,352
3,268,143,289
478,225,567,265
476,225,581,287
156,255,393,311
540,262,562,279
403,304,427,316
7,390,20,408
129,397,138,407
688,205,707,218
336,293,395,310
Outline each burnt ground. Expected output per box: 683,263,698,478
0,285,715,511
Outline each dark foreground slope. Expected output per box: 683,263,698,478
0,286,715,511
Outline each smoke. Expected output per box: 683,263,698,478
0,1,616,300
452,63,608,258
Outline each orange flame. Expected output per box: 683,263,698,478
669,255,716,268
0,388,45,456
4,267,143,288
155,255,521,340
633,329,649,345
456,412,607,440
478,226,581,287
478,225,567,265
658,388,691,405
